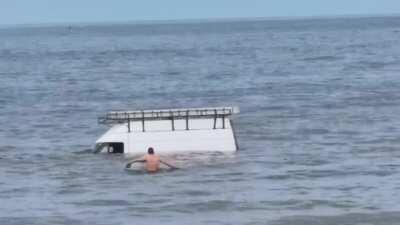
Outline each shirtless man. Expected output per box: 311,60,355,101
125,147,177,172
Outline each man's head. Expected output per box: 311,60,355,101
147,147,154,155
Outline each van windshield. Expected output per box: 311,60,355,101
94,142,124,153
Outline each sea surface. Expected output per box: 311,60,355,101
1,16,400,225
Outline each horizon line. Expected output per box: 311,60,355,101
1,13,400,29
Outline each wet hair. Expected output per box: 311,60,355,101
148,147,154,154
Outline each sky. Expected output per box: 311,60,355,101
1,0,400,25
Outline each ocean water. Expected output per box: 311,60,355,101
1,16,400,225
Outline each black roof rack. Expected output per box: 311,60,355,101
98,106,239,125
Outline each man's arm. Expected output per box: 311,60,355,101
160,160,179,170
125,158,146,168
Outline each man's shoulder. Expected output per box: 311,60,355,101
152,154,161,160
145,154,159,159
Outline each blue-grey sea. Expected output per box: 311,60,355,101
1,16,400,225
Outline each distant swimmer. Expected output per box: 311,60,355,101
125,147,178,172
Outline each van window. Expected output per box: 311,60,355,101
95,142,124,153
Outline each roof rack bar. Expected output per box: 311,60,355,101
213,109,217,129
98,107,239,125
141,111,145,132
185,110,189,130
171,111,175,131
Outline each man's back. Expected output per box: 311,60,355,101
144,154,160,172
125,147,177,172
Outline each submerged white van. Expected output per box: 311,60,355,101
95,107,239,155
